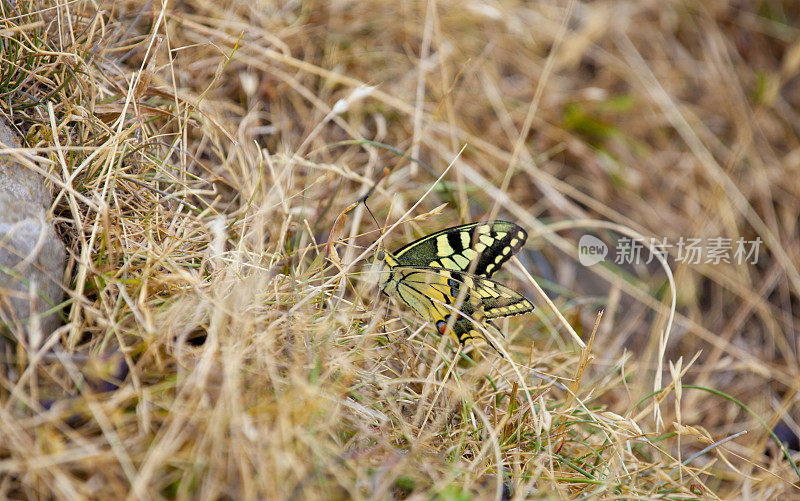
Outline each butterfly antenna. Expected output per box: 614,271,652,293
359,166,389,237
363,200,382,236
325,167,389,261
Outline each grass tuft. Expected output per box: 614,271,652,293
1,0,799,498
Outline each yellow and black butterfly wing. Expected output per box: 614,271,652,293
391,221,527,278
377,221,533,354
382,266,534,353
392,267,534,319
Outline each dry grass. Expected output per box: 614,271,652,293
1,0,799,498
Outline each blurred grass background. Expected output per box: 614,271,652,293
1,0,799,498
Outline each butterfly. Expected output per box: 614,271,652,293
376,221,534,355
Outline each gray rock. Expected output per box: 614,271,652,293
0,118,52,209
0,117,66,344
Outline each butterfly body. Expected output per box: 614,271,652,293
377,221,534,352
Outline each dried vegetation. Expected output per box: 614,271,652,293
1,0,799,498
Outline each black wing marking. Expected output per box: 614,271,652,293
391,221,527,278
392,267,534,319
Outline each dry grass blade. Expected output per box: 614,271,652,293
1,0,798,499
